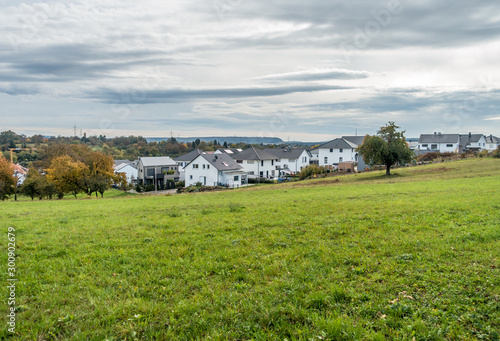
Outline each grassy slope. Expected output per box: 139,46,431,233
1,159,500,340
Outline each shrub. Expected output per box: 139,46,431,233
299,165,326,180
175,181,185,188
492,147,500,158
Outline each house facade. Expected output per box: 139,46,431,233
184,153,247,188
459,133,486,152
418,133,460,153
231,147,279,179
174,149,204,181
264,148,311,175
137,156,179,189
485,135,500,151
114,163,137,185
317,138,359,168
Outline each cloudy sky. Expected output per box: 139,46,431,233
1,0,500,141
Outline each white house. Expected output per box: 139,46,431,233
309,148,319,164
114,162,137,185
264,148,311,175
459,133,486,152
317,138,359,168
418,133,460,153
174,149,204,181
485,135,500,151
230,147,278,179
184,153,247,188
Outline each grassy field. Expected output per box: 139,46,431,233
1,158,500,340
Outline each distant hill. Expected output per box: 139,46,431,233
146,136,284,145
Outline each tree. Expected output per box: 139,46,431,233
20,168,41,200
0,155,16,200
46,155,87,198
356,121,414,175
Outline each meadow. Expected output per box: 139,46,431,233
1,158,499,340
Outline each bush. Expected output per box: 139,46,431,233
247,177,274,184
175,181,185,188
299,165,326,180
492,147,500,158
135,184,144,193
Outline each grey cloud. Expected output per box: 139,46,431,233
86,84,350,104
254,69,370,82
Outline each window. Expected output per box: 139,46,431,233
193,164,199,169
422,144,428,148
288,159,294,162
431,144,438,149
261,160,264,166
339,157,343,162
330,148,333,153
161,167,169,173
324,157,328,164
234,176,239,181
260,171,264,177
339,148,343,153
236,160,243,163
271,160,274,166
446,144,453,147
203,164,206,169
189,175,193,180
146,168,154,177
207,165,210,169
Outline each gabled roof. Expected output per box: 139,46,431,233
342,136,365,146
139,156,177,167
485,135,500,144
318,138,357,150
459,134,484,145
174,149,204,162
196,153,243,171
115,163,137,171
310,148,319,155
418,134,459,144
215,148,243,155
232,147,277,160
114,159,132,167
263,148,308,159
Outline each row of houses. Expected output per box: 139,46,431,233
114,132,499,189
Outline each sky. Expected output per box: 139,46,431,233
1,0,500,142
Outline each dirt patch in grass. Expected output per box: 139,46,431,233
409,167,450,174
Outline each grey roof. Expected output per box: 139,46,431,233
114,159,132,167
318,138,357,149
485,135,500,144
139,156,177,167
232,146,278,160
215,148,243,155
115,163,137,171
174,149,204,162
263,148,308,159
459,134,484,145
310,148,319,155
342,136,365,146
199,153,243,171
418,134,459,144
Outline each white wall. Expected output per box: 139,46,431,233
318,148,357,166
115,165,137,184
237,159,276,178
275,151,310,174
418,143,458,153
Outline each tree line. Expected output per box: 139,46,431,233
0,144,126,200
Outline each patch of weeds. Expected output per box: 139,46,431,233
168,210,182,218
228,203,245,213
201,209,211,215
143,238,153,243
396,253,414,262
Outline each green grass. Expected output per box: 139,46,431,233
1,158,500,340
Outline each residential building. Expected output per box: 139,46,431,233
231,147,278,179
114,162,137,185
485,135,500,151
264,148,311,175
174,149,204,181
418,133,460,153
459,133,486,152
317,138,359,168
137,156,179,189
184,153,247,187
